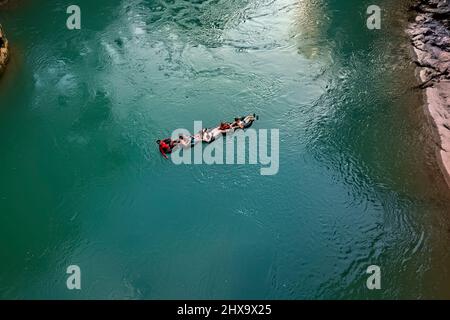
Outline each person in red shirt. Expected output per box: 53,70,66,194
156,138,176,159
219,122,231,130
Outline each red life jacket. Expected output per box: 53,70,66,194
160,141,170,151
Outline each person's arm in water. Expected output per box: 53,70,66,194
159,145,169,159
178,139,188,148
233,121,244,129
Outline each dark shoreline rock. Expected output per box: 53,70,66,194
407,0,450,188
0,24,9,76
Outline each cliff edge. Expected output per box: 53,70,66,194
407,0,450,188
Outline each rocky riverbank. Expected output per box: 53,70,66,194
0,24,9,75
407,0,450,188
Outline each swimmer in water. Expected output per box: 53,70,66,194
232,114,257,130
157,138,176,159
202,128,216,143
177,134,192,149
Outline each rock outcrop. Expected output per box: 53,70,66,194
407,0,450,188
0,24,9,75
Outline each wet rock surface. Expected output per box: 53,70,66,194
407,0,450,187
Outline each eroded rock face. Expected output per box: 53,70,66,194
408,0,450,84
407,0,450,188
0,24,9,75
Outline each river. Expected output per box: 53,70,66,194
1,0,450,299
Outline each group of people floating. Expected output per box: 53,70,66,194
157,114,258,159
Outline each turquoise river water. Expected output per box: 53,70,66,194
1,0,450,299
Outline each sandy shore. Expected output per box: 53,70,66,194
407,0,450,188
